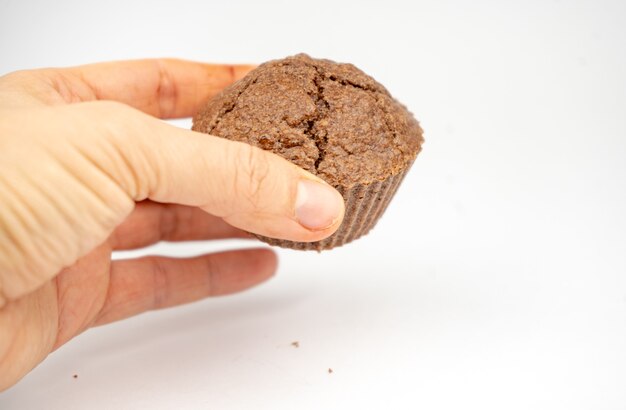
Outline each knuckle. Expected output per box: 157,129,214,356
204,255,220,296
154,59,178,118
1,69,45,85
78,101,153,200
233,144,272,207
0,69,31,85
149,257,170,310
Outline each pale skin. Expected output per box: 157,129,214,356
0,59,345,391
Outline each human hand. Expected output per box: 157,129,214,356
0,59,345,390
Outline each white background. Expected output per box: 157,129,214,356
1,0,626,409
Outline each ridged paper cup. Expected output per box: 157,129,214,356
192,54,424,251
255,159,414,251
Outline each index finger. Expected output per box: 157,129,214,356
21,59,255,118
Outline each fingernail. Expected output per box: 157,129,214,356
295,179,343,231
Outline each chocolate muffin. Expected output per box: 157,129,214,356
193,54,423,250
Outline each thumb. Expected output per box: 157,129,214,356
0,101,344,304
91,101,346,242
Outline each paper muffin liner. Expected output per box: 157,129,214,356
255,159,414,251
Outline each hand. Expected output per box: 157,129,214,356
0,59,345,391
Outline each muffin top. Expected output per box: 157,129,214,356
193,54,423,188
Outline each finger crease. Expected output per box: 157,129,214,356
205,256,219,296
156,60,178,119
0,287,6,309
159,205,178,241
151,258,169,309
93,264,115,326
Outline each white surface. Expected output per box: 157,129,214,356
1,0,626,409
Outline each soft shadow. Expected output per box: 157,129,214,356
79,287,311,356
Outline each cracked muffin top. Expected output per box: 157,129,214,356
192,54,423,188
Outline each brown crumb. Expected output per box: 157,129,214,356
72,374,78,379
291,341,299,348
328,368,333,374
